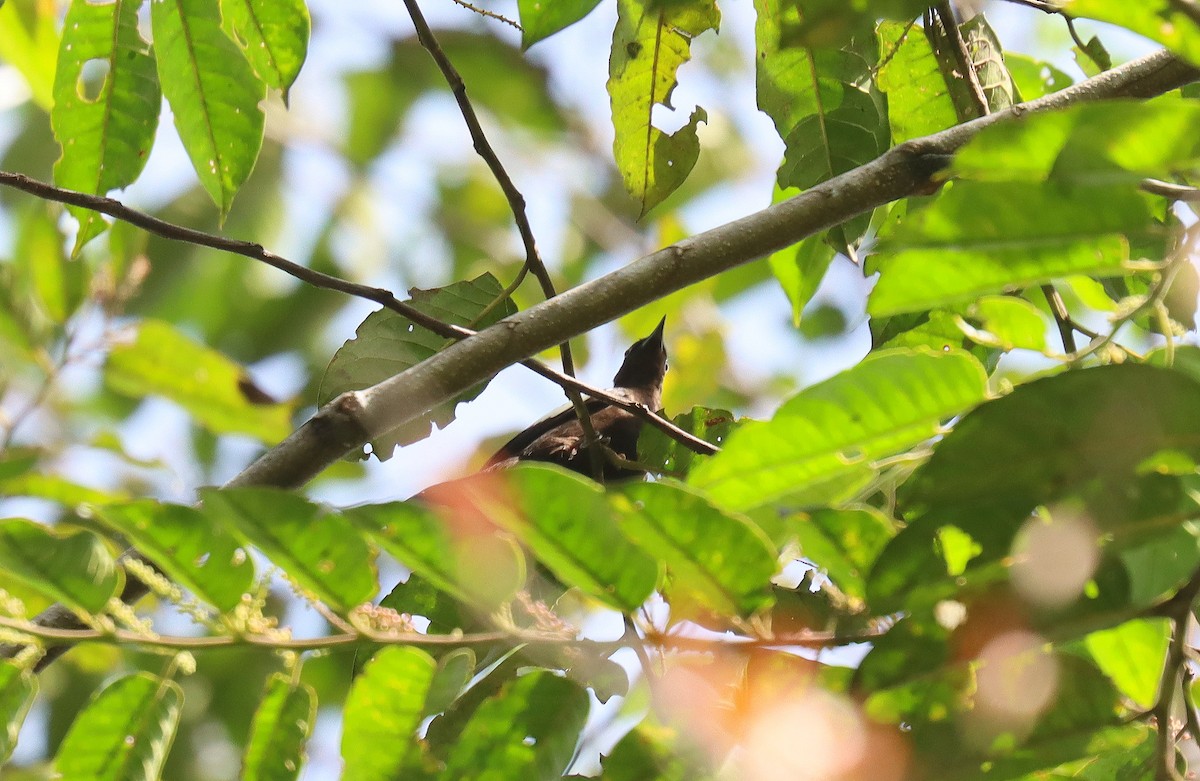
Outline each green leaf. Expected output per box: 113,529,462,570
0,519,120,616
242,674,316,781
438,671,588,781
608,0,718,216
318,273,517,460
55,673,183,781
14,203,86,323
950,101,1200,184
459,465,659,611
221,0,310,100
424,648,475,718
346,499,524,611
519,0,602,49
104,319,293,443
868,181,1160,317
0,662,36,763
51,0,160,252
1063,0,1200,65
613,480,777,617
689,349,988,511
790,507,894,602
756,0,883,247
638,406,741,478
907,364,1200,514
766,209,836,326
870,365,1200,614
1083,618,1169,709
0,0,60,109
95,500,255,613
959,295,1049,352
875,20,959,143
151,0,265,216
0,471,128,507
201,488,377,612
341,647,437,781
598,725,715,781
1006,53,1074,101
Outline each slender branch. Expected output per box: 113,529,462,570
1041,284,1078,353
402,0,608,476
0,612,884,654
0,173,714,457
446,0,522,31
1150,566,1200,781
1142,178,1200,202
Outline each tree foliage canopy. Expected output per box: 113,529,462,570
1,0,1199,779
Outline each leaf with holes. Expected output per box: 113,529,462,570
52,0,161,252
608,0,718,216
318,273,517,460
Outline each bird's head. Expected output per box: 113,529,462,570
612,316,668,392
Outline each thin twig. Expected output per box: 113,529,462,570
0,612,885,653
0,171,717,457
1041,284,1078,353
1149,566,1200,781
446,0,522,31
401,0,606,477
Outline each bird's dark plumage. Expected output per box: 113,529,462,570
484,317,668,480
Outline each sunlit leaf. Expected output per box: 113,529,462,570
104,319,293,443
201,488,377,612
221,0,310,100
1084,618,1169,709
638,406,742,479
0,0,59,108
459,465,659,611
519,0,602,49
151,0,265,216
689,349,988,510
55,673,182,781
96,500,255,613
0,519,120,616
438,671,588,780
1063,0,1200,65
342,647,436,781
868,181,1161,317
876,20,958,143
0,662,36,763
242,674,316,781
614,480,776,617
346,498,524,611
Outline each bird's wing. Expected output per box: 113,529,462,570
483,396,613,468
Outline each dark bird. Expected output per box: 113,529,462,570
484,317,668,480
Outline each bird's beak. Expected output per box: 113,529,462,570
648,316,666,345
